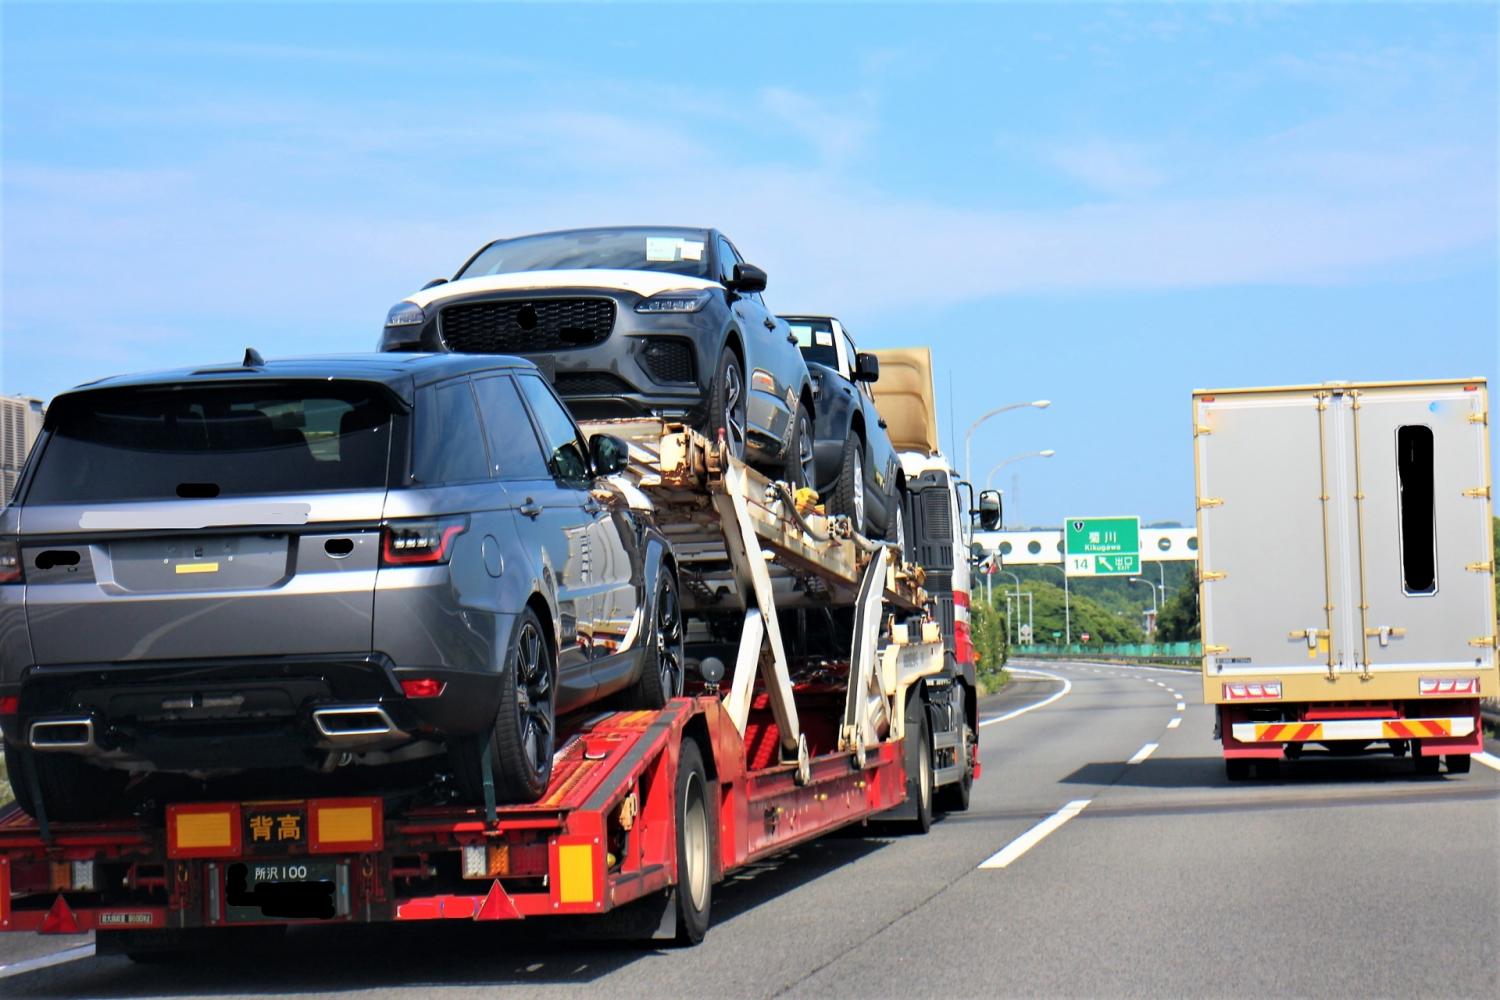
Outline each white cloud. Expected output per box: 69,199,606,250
1048,139,1167,196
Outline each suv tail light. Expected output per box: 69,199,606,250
380,518,468,566
0,539,21,584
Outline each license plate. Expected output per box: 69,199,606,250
224,859,342,922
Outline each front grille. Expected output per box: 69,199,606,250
439,298,615,354
641,339,695,384
553,372,634,396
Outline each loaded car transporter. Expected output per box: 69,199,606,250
0,418,975,955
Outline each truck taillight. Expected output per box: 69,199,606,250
0,539,21,583
380,518,467,566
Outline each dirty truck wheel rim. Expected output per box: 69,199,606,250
658,579,684,698
515,621,553,772
723,363,745,458
683,770,709,911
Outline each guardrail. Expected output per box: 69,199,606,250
1015,642,1201,666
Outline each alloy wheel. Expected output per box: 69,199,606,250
722,363,746,459
657,579,685,698
514,621,554,772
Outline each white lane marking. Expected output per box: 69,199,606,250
1127,742,1159,764
1473,751,1500,773
979,799,1092,869
1167,717,1182,729
1155,681,1167,687
0,944,95,979
980,669,1072,727
1176,702,1186,712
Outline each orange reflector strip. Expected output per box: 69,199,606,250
308,797,383,854
167,804,242,858
557,843,596,904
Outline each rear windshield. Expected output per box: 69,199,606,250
26,383,395,503
789,319,839,370
456,228,711,280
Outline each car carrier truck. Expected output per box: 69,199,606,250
0,419,949,955
1193,378,1497,778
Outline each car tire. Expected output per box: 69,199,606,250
785,401,815,489
451,607,556,804
627,568,685,710
706,345,747,462
3,740,128,822
672,738,714,945
830,434,868,534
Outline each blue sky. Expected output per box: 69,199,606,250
2,1,1495,526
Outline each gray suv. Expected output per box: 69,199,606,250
0,353,684,820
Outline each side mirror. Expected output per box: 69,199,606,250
853,352,880,383
420,277,449,291
589,434,631,477
730,262,768,294
975,489,1002,531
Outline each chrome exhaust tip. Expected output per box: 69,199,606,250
29,716,96,751
311,705,398,739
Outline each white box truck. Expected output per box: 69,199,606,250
1193,379,1496,778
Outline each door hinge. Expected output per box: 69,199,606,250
1194,424,1213,436
1468,410,1488,426
1204,644,1229,655
1467,561,1493,573
1469,636,1497,649
1200,571,1227,582
1462,486,1491,499
1197,497,1223,509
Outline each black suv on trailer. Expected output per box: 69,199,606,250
0,353,685,820
380,226,817,485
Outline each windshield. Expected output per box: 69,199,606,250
457,228,712,280
27,383,395,503
788,319,839,370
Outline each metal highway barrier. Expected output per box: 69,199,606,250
1015,642,1201,666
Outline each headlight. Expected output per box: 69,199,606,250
635,290,713,314
385,301,426,327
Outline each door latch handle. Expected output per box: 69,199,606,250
764,317,778,331
582,499,601,515
519,499,543,519
878,418,888,429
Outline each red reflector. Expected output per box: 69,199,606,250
400,678,446,699
0,695,17,715
1200,395,1215,403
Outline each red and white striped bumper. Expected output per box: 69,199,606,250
1230,717,1477,743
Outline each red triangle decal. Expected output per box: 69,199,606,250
473,879,521,921
41,894,80,934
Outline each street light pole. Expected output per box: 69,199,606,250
1039,562,1071,645
964,399,1050,481
1128,577,1158,637
985,449,1056,491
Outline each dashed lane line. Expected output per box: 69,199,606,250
0,944,95,980
1472,751,1500,773
1167,717,1182,729
1127,742,1159,764
978,799,1092,870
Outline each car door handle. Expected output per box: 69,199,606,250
582,499,601,515
519,499,543,519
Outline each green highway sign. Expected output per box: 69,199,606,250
1064,516,1141,577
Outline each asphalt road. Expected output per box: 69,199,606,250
3,660,1497,999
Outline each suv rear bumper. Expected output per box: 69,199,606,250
9,654,503,772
